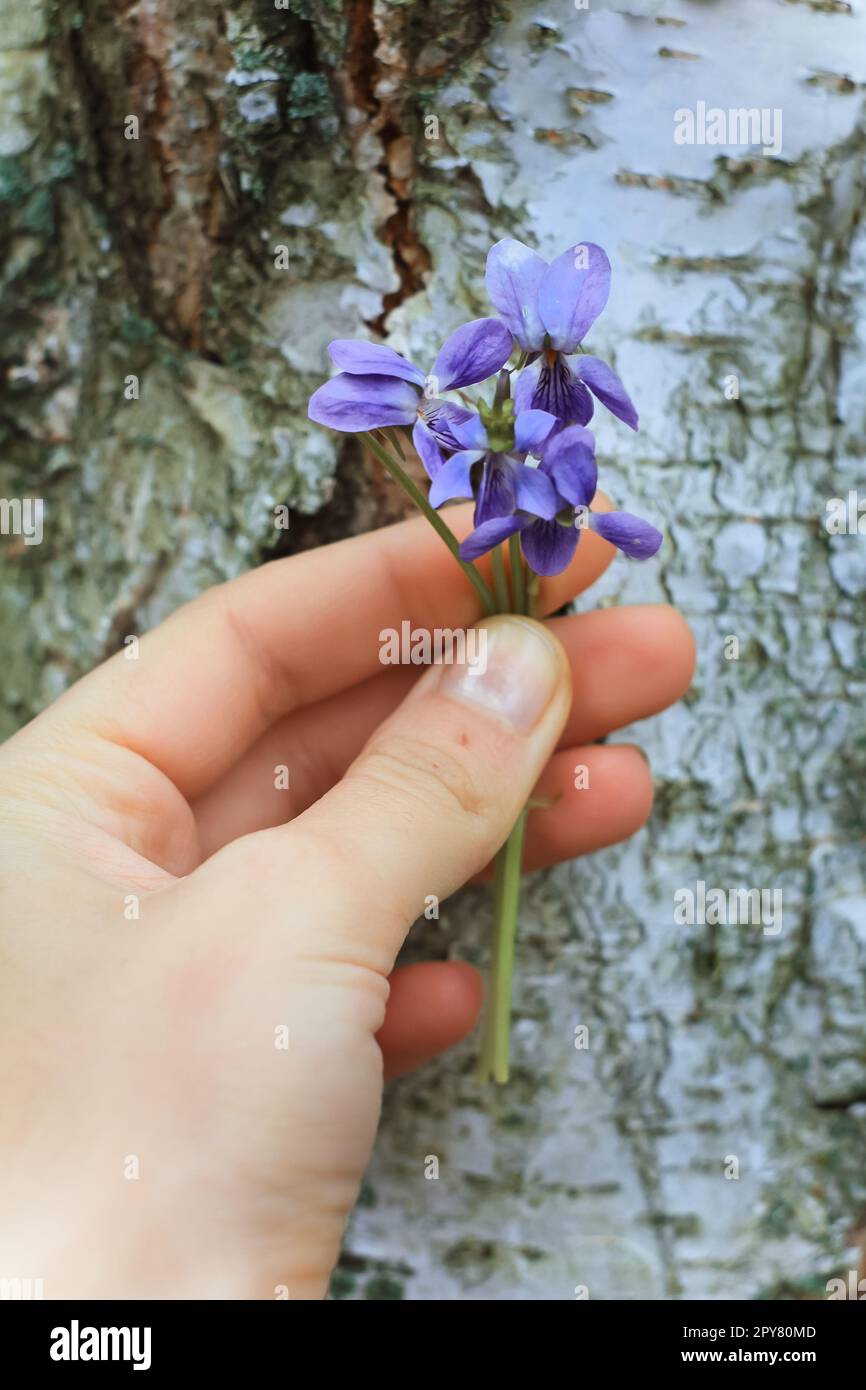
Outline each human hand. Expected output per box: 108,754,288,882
0,502,694,1298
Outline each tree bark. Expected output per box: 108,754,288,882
1,0,865,1299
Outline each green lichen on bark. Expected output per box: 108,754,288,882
2,0,866,1301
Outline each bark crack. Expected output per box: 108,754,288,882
67,0,231,353
340,0,431,333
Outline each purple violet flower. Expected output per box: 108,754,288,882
426,406,563,556
513,425,662,576
306,318,513,463
485,239,638,431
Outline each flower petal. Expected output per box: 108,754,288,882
328,340,425,386
512,461,559,519
574,355,638,430
308,373,419,432
520,518,580,577
532,352,594,425
421,400,476,452
538,242,611,352
540,425,597,508
460,514,524,563
591,511,663,559
475,455,516,523
514,408,558,456
485,238,548,350
513,365,539,415
451,413,489,451
428,450,481,508
431,318,514,391
412,417,445,479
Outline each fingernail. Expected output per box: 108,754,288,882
432,617,562,734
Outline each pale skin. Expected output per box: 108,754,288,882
0,499,694,1299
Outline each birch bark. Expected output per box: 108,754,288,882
1,0,864,1299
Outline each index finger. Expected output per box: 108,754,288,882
14,498,617,800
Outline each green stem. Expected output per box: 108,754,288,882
477,536,531,1082
478,810,528,1084
382,427,405,460
363,428,537,1087
491,543,510,613
509,532,526,615
477,842,507,1080
361,431,496,616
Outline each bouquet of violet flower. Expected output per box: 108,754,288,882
308,238,662,1083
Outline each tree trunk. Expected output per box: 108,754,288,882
2,0,865,1299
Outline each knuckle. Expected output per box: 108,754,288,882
353,733,492,826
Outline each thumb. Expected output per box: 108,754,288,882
288,615,571,970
